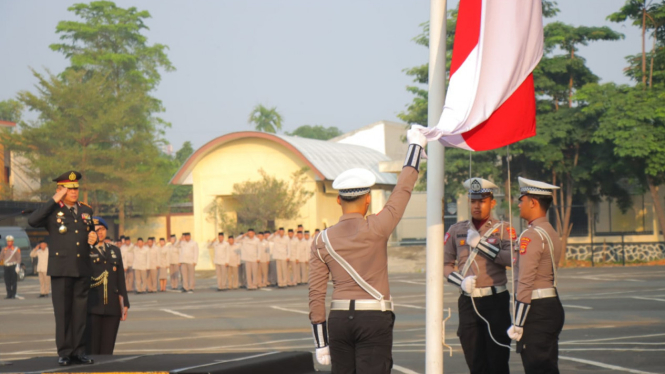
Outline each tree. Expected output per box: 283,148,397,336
286,125,343,140
609,0,665,85
169,141,194,205
206,167,314,233
0,100,23,123
248,104,283,133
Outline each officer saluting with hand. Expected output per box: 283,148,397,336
308,126,426,373
86,217,129,355
28,171,97,366
508,177,564,374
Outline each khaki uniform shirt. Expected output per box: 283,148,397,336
308,167,418,324
269,234,289,260
443,218,515,288
120,244,134,268
297,239,309,262
515,217,561,303
30,247,49,273
211,240,229,265
179,240,199,264
133,246,149,270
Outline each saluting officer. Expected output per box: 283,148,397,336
85,217,129,355
308,126,426,373
444,178,515,374
507,177,564,374
28,171,96,366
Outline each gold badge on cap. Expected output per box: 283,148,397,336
69,172,76,181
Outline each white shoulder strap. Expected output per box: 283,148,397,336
461,223,503,277
532,227,558,288
321,229,384,302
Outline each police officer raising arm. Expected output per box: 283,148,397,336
308,125,426,373
28,171,97,366
508,177,564,374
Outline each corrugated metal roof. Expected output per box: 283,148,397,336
275,134,397,185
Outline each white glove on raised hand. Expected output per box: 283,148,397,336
507,325,523,341
460,275,476,294
407,125,428,149
316,346,331,365
466,229,481,248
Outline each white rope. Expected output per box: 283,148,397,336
470,259,512,350
507,145,516,325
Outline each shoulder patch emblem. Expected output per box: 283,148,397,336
487,237,498,245
519,237,531,255
444,233,450,245
507,227,517,240
492,228,499,234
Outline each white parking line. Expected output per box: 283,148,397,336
559,355,659,373
160,309,195,319
632,296,665,302
393,364,420,374
563,304,593,310
270,306,309,315
563,333,665,344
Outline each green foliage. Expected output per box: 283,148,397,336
50,0,174,92
0,100,23,123
206,167,314,233
248,104,283,133
169,141,194,205
286,125,343,140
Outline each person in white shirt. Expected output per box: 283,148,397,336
132,238,149,293
258,232,271,288
304,230,313,283
287,229,299,286
179,233,199,293
227,236,241,289
167,235,180,290
209,232,229,291
264,230,277,287
158,238,170,292
268,228,289,287
296,230,309,285
120,237,135,292
237,229,261,290
146,238,159,293
30,241,50,297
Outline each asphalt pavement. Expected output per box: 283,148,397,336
1,266,664,374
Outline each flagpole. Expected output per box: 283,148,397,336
426,0,447,373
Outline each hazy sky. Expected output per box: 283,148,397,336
0,0,643,152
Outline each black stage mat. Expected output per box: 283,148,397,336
0,352,329,374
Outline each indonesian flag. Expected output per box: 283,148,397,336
421,0,543,151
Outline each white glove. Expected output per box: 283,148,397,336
460,275,476,294
507,325,523,341
466,229,481,248
407,125,428,148
316,346,331,365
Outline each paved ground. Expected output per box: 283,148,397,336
1,266,664,374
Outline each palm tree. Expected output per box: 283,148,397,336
248,104,283,133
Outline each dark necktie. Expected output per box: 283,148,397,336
70,207,76,216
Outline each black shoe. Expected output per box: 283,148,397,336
58,356,71,366
72,354,94,365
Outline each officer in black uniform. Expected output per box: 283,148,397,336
86,217,130,355
28,171,97,366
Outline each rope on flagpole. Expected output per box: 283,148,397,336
507,145,516,329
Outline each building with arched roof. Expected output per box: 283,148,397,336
170,131,398,245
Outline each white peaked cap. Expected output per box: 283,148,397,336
463,178,499,197
333,168,376,197
518,176,560,196
6,235,14,241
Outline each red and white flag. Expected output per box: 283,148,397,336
421,0,543,151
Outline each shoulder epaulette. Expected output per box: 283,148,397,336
79,201,92,208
